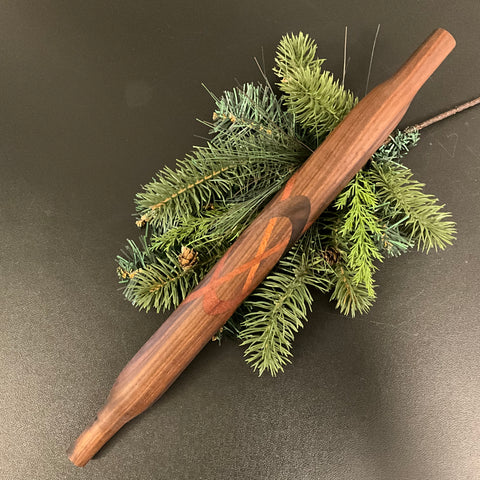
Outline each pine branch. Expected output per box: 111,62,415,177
122,251,216,313
329,261,374,317
204,82,298,147
239,231,332,376
320,129,420,305
150,204,246,253
333,171,383,296
117,231,159,275
136,134,308,232
370,162,456,252
375,218,414,257
373,129,420,162
274,32,357,142
274,32,323,75
117,230,217,313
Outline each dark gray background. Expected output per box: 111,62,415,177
1,1,479,479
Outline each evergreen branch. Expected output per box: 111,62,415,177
124,263,193,312
135,145,237,231
274,32,357,142
239,231,332,376
373,129,420,162
122,251,215,313
375,217,414,257
205,82,297,144
117,232,218,313
277,66,357,141
333,171,383,296
274,32,324,75
370,162,456,252
149,166,230,211
149,206,238,252
117,232,157,275
136,137,307,231
329,261,374,317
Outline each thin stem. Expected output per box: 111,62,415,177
342,26,348,87
365,24,381,96
406,95,480,132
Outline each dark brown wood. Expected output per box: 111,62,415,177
68,28,455,467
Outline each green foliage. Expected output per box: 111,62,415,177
274,32,357,142
370,129,422,257
373,129,420,162
273,31,323,75
239,230,332,376
329,261,374,317
124,259,201,313
370,161,456,252
136,138,302,232
117,233,214,313
323,128,423,312
205,82,298,147
333,171,383,296
116,32,456,376
376,219,414,258
136,83,309,233
150,205,242,252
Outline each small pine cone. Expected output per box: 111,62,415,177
117,266,129,279
322,247,341,266
117,266,141,279
178,246,199,271
136,214,150,228
128,269,140,279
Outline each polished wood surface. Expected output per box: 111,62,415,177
68,28,455,467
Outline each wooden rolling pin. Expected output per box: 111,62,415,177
68,28,455,466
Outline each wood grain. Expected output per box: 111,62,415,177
68,28,455,467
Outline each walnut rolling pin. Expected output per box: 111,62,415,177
68,28,455,466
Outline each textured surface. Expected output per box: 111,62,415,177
1,2,479,479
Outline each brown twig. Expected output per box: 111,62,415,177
405,95,480,132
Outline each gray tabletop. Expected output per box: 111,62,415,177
1,2,479,479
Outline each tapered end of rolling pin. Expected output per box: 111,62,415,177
393,28,455,89
68,415,123,467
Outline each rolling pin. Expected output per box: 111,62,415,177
68,28,455,466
